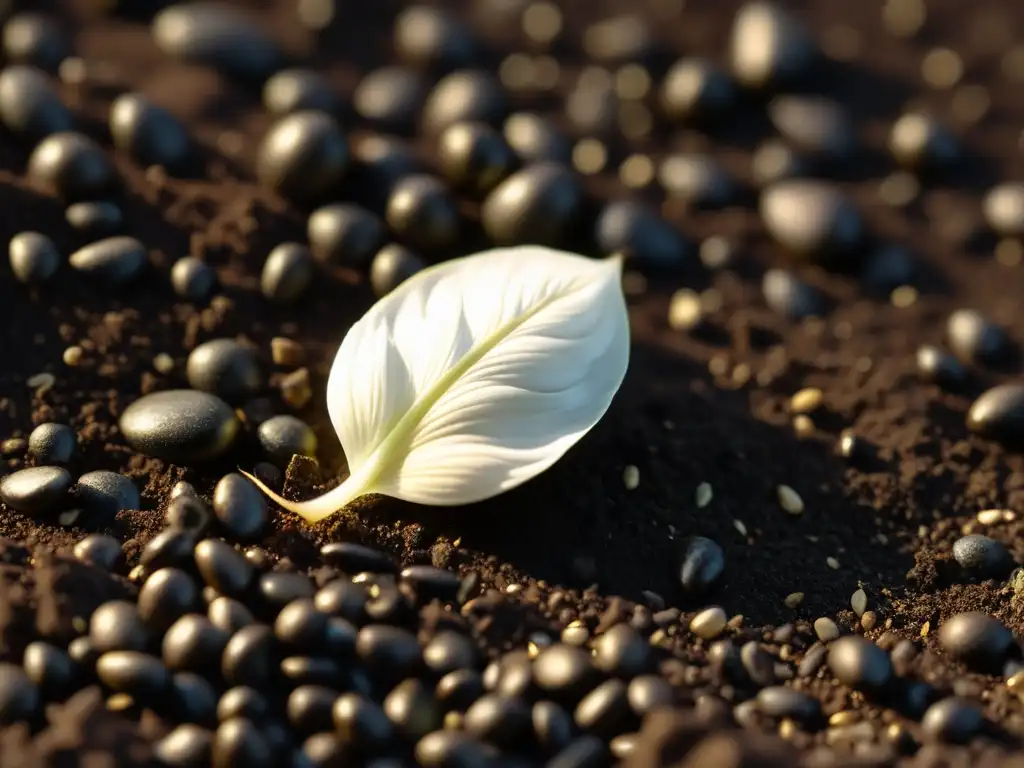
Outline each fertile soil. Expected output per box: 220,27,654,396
3,0,1024,765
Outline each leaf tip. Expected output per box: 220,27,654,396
240,468,365,525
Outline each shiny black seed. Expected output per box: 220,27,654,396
69,236,146,285
27,422,75,464
938,612,1014,670
261,243,314,303
288,685,337,734
21,641,76,699
947,309,1016,368
195,539,255,597
96,651,170,700
28,131,118,201
307,203,385,268
140,528,196,573
171,256,217,302
762,268,826,320
154,723,214,766
921,697,984,744
0,466,72,514
385,175,460,253
437,121,516,197
217,686,270,723
209,596,256,635
595,199,690,271
332,692,394,750
369,243,424,297
353,66,427,130
677,536,725,596
65,201,123,237
967,383,1024,447
186,339,262,402
263,69,339,116
916,345,968,390
952,534,1014,578
165,494,213,537
3,14,66,73
319,542,398,574
222,624,277,689
574,679,631,737
212,473,268,541
73,534,123,570
74,470,139,517
593,624,649,678
0,65,73,140
257,416,317,466
356,625,421,681
163,614,230,673
827,636,893,692
482,162,583,246
421,70,506,136
212,717,274,768
9,231,59,284
383,677,441,740
257,111,349,204
0,663,39,725
109,93,193,172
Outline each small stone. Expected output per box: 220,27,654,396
119,390,241,463
756,686,820,722
938,612,1013,669
75,471,140,517
921,697,984,743
678,537,725,596
9,231,59,284
270,338,305,368
0,466,72,514
695,483,713,508
813,617,840,643
257,415,317,466
777,485,804,515
784,592,804,609
69,237,147,285
952,534,1014,577
280,368,312,409
27,422,75,464
690,606,728,640
790,388,823,414
851,589,868,616
984,183,1024,237
622,465,640,490
828,636,893,692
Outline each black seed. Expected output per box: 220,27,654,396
768,96,856,162
222,624,277,688
762,268,826,320
436,668,484,712
140,528,196,573
756,686,820,722
212,717,274,768
660,57,735,124
383,677,442,740
729,1,817,90
332,692,394,750
0,663,39,725
760,180,863,266
394,6,477,72
984,183,1024,237
280,655,343,688
889,112,958,172
169,670,218,725
938,612,1013,670
356,624,421,681
257,111,349,204
90,600,147,653
421,70,506,136
400,565,461,604
921,697,984,744
592,624,649,678
171,256,217,302
275,598,329,651
532,644,596,703
68,236,146,285
752,139,811,188
369,243,425,297
74,470,139,517
212,473,268,541
109,93,193,172
320,542,398,574
482,162,583,247
165,494,213,537
595,199,690,271
0,466,71,515
261,243,314,303
67,636,97,668
916,345,968,390
186,339,262,402
21,641,75,699
351,135,424,210
65,201,123,237
503,112,570,164
195,539,255,597
154,723,214,766
463,693,530,748
546,735,608,768
8,231,59,284
138,567,199,632
3,13,67,73
946,309,1016,368
258,571,315,612
120,390,240,463
152,3,281,82
257,416,317,467
385,175,460,253
354,66,427,131
307,203,385,268
677,536,725,596
314,579,368,623
658,153,735,208
798,643,828,678
73,534,123,570
218,686,270,723
827,636,893,692
422,631,478,675
415,729,497,767
967,383,1024,447
27,422,75,464
302,732,351,766
740,641,776,687
952,534,1014,578
574,679,630,737
437,122,516,197
263,69,339,116
28,131,118,201
288,685,337,734
533,700,574,754
96,651,170,700
163,613,230,673
0,65,73,140
209,596,256,635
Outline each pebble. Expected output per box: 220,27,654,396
740,642,777,686
370,244,425,297
0,65,73,140
592,624,649,677
813,617,840,643
257,415,318,466
690,607,728,640
152,2,281,81
27,422,75,464
595,199,689,270
889,112,958,171
828,636,893,691
760,180,863,265
921,697,984,743
353,66,427,130
69,236,147,285
119,390,241,463
421,70,506,136
212,474,268,541
938,612,1013,668
983,183,1024,236
533,644,597,701
677,536,725,596
171,256,217,302
9,231,60,284
756,686,821,722
763,269,826,319
0,466,72,514
65,201,122,238
952,534,1014,577
263,69,339,116
967,383,1024,446
28,131,119,201
186,339,261,401
730,1,818,89
385,175,461,253
74,470,139,517
73,534,123,570
3,13,67,73
437,121,517,196
768,96,856,162
0,664,39,725
109,93,193,172
260,243,314,303
256,111,349,204
660,57,736,124
946,309,1016,368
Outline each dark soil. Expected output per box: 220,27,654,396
3,0,1024,765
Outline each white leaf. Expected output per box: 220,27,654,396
244,245,630,523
